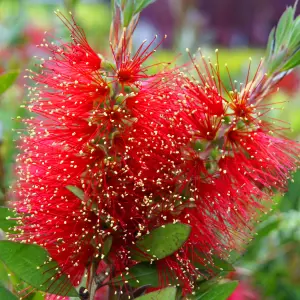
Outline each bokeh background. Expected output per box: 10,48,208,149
0,1,299,299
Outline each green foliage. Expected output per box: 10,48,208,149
66,185,85,201
0,283,18,300
113,0,157,28
123,0,135,27
112,262,160,287
136,286,177,300
132,223,191,261
192,281,239,300
265,2,300,74
0,241,78,297
196,254,235,273
134,0,157,14
0,207,17,232
102,235,113,257
0,71,19,95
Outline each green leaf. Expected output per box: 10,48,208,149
0,207,17,232
193,281,239,300
275,6,294,52
102,235,113,257
267,50,286,74
282,50,300,71
210,256,235,272
288,16,300,50
66,185,85,201
0,241,78,297
136,286,177,300
266,27,275,59
134,0,157,14
0,70,19,95
123,0,135,27
192,251,235,276
0,284,18,300
112,262,159,287
131,223,191,261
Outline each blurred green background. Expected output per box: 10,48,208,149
0,1,299,299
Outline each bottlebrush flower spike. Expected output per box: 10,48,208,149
111,33,168,86
10,8,300,300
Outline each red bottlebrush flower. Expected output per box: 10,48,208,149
111,34,167,86
54,12,102,71
11,13,300,299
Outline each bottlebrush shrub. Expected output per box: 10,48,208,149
3,1,300,300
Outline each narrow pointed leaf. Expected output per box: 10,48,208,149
136,286,176,300
131,223,191,261
275,7,294,51
123,0,135,27
0,241,78,297
0,70,19,95
102,235,113,257
282,51,300,71
193,281,239,300
134,0,157,14
66,185,85,201
0,207,17,232
288,16,300,50
266,27,275,59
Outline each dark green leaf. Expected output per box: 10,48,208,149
102,235,113,257
134,0,157,14
192,251,235,276
193,281,238,300
0,207,17,232
0,284,18,300
0,70,19,95
112,262,159,287
131,223,191,261
0,241,78,297
136,286,177,300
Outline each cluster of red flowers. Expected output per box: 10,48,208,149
12,13,299,295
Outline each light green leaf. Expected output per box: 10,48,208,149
0,241,78,297
112,262,159,287
0,284,18,300
267,50,286,74
66,185,85,201
282,50,300,71
0,70,19,95
0,207,17,232
123,0,135,27
136,286,176,300
275,6,294,52
131,223,191,261
193,281,239,300
134,0,157,14
266,27,275,59
288,16,300,50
